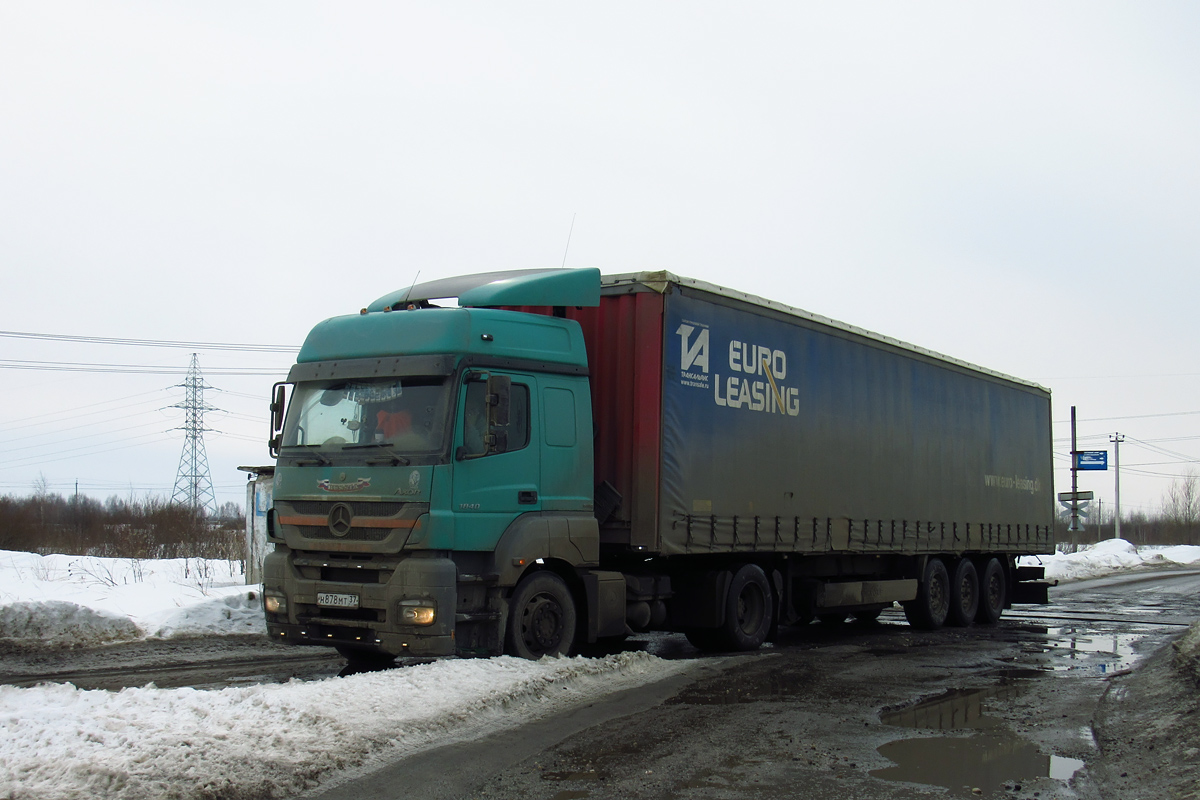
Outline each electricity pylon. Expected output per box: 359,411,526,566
171,353,218,515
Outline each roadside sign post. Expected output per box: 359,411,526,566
1068,407,1083,533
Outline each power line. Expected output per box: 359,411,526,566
0,330,298,352
0,431,176,469
0,359,286,376
1053,409,1200,424
0,389,167,427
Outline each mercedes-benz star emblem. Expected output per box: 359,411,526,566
328,503,353,537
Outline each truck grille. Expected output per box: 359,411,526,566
299,525,390,542
287,501,406,517
274,500,428,543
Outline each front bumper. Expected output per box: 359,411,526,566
264,551,458,657
265,620,455,656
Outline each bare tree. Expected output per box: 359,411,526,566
1162,470,1200,545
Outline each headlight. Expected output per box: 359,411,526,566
399,599,436,626
264,594,288,614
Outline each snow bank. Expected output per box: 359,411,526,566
1018,539,1200,583
1173,621,1200,684
0,550,262,646
0,652,686,800
0,600,141,647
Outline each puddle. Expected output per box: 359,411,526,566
1042,627,1140,674
873,688,1084,798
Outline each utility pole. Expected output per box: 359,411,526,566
171,354,218,516
1110,432,1125,540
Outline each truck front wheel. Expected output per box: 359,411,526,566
505,572,577,659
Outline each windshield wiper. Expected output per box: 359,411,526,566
282,445,332,466
342,441,411,465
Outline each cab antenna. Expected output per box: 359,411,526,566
399,270,422,307
560,213,576,269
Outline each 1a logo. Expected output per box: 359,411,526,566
676,324,710,373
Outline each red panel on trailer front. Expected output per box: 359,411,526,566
507,294,665,551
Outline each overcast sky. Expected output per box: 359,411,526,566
2,2,1197,521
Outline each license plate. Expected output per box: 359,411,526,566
317,592,359,609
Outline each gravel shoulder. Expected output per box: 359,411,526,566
1089,623,1200,800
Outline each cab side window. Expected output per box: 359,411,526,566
463,380,530,456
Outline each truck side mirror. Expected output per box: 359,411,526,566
269,383,289,456
486,374,511,427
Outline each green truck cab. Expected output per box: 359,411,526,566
262,269,622,661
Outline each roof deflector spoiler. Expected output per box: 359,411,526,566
367,268,601,312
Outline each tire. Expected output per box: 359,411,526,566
721,564,774,650
903,557,950,630
505,572,577,659
683,564,774,652
976,557,1006,625
947,558,979,627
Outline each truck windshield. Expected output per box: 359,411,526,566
282,376,451,454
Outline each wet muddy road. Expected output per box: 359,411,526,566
314,568,1200,800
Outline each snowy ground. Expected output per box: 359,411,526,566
1,541,1198,800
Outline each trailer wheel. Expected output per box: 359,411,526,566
947,558,979,627
976,558,1006,624
505,572,577,659
903,557,950,630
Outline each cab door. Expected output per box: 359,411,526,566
450,371,541,550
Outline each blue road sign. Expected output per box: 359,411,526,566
1075,450,1108,470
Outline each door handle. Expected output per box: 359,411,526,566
518,491,538,505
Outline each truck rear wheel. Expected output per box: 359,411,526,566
505,572,577,659
717,564,774,651
903,557,950,630
947,558,980,627
683,564,774,652
976,557,1006,624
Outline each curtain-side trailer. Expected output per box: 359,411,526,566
262,269,1053,662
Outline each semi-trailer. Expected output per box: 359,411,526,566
262,268,1054,662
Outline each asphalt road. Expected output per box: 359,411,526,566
306,568,1200,800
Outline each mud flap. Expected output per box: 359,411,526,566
667,570,731,628
1010,580,1050,605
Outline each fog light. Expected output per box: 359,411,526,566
399,599,436,626
264,594,288,614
